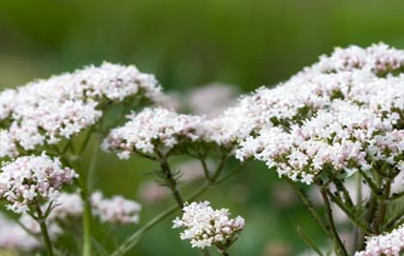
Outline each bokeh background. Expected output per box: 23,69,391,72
1,0,404,255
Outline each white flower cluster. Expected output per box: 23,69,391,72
102,108,204,159
231,43,404,184
0,154,78,213
299,43,404,76
0,213,40,251
0,63,163,158
172,201,245,249
50,192,84,220
355,225,404,256
91,191,141,225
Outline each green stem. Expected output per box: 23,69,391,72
200,158,211,182
159,159,184,207
327,191,372,234
36,206,54,256
373,176,392,234
202,248,212,256
87,138,100,192
111,185,209,256
111,160,248,256
82,183,92,256
285,178,331,237
319,187,348,256
352,172,362,255
215,242,231,256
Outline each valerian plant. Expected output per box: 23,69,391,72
1,43,404,256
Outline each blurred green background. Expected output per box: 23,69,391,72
1,0,404,255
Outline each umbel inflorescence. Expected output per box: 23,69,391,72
0,154,78,213
0,62,163,158
233,43,404,184
173,201,245,249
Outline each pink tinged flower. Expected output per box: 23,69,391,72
172,201,245,249
354,225,404,256
0,63,164,158
91,191,141,225
0,153,78,214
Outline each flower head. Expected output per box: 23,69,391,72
0,63,163,158
0,154,78,213
173,201,245,249
102,108,204,158
91,191,141,225
0,213,40,251
229,44,404,184
355,225,404,256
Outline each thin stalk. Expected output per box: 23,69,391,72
111,185,208,256
327,191,372,234
297,226,324,256
78,125,95,155
81,183,92,256
36,206,54,256
200,158,211,181
111,160,248,256
373,176,392,234
357,194,378,250
87,137,100,192
320,187,348,256
215,242,231,256
159,159,184,207
388,190,404,201
333,178,354,207
352,172,362,255
285,178,330,237
385,212,404,231
202,248,211,256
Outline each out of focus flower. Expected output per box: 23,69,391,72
50,192,84,221
262,241,292,256
176,159,213,182
91,191,141,225
355,225,404,256
0,213,40,251
19,214,61,237
187,83,238,118
0,154,78,213
173,201,245,249
138,181,170,203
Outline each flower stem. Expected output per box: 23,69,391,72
285,178,331,237
111,160,248,256
160,159,184,207
82,184,92,256
319,187,348,256
36,206,54,256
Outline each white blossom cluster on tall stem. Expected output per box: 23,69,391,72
173,201,244,255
